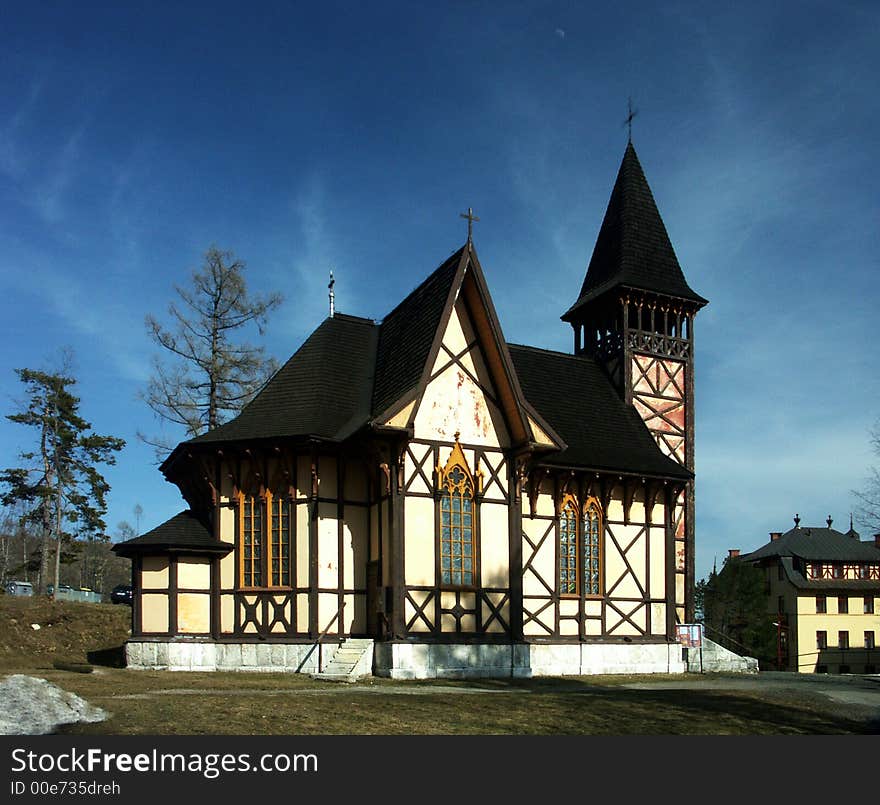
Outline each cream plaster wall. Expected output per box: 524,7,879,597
177,593,211,633
141,557,169,589
177,557,211,590
141,593,169,633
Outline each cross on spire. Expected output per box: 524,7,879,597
460,207,479,244
623,97,638,143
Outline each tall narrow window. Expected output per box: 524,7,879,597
270,496,290,587
239,492,291,589
816,595,826,614
242,497,262,588
865,597,875,615
437,439,478,587
838,596,849,614
838,631,849,650
583,501,601,596
816,631,827,650
559,499,578,595
557,494,602,597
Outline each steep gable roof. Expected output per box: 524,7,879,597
371,246,465,419
508,344,692,480
563,143,707,321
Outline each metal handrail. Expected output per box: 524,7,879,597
295,601,347,673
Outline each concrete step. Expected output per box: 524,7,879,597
312,638,374,683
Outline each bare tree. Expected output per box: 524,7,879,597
140,246,282,457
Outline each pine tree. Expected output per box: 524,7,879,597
140,245,283,457
0,368,125,595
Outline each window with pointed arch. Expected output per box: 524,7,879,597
437,441,479,587
559,495,602,596
238,491,291,589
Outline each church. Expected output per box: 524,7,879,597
114,142,709,678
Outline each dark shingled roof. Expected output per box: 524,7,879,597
188,313,378,446
112,510,231,556
743,526,880,564
508,344,691,480
371,246,463,417
563,143,707,320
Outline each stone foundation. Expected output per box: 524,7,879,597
373,641,687,679
126,639,692,677
124,640,339,673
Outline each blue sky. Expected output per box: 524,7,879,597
1,2,878,583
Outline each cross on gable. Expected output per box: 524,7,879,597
460,207,479,244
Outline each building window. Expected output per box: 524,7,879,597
557,494,602,597
865,597,875,615
832,565,843,579
838,596,848,614
269,496,290,587
838,631,849,650
238,492,291,589
777,563,784,581
815,595,826,614
816,631,827,650
866,632,876,650
241,496,263,588
777,595,784,613
437,439,479,587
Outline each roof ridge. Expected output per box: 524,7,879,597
329,312,376,326
378,244,466,323
507,342,590,361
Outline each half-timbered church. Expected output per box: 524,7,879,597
115,142,709,678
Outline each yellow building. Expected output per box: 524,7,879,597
741,519,880,674
115,143,711,678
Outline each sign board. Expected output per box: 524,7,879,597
676,623,703,648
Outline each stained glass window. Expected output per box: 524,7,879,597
558,496,602,596
440,465,475,586
559,499,578,594
583,502,601,596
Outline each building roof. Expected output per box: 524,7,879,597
508,344,692,480
184,312,378,447
562,143,707,321
371,246,464,418
162,240,687,483
742,525,880,564
112,510,231,556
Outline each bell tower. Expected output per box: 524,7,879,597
561,142,708,622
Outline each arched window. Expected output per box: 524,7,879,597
583,499,601,596
558,494,603,596
437,438,479,587
239,491,291,589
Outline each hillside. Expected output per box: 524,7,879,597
0,594,132,670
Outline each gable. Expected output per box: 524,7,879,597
412,297,510,446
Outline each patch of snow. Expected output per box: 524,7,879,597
0,675,108,735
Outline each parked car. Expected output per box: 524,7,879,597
110,584,133,605
46,583,73,596
5,580,34,596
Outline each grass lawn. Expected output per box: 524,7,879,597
1,595,873,735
